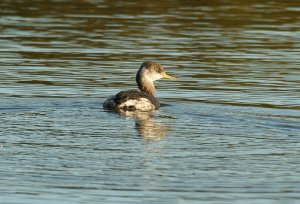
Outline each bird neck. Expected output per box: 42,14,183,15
137,76,156,96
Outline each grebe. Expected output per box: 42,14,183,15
103,61,176,111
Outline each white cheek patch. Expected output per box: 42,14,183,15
119,98,155,111
146,73,162,81
155,73,163,80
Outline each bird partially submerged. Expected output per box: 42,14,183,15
103,61,176,111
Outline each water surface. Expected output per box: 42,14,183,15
1,0,300,203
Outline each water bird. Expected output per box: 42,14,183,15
103,61,177,111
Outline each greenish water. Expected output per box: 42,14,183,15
1,0,300,203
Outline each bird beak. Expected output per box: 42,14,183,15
162,72,177,80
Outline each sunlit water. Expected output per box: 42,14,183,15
1,0,300,203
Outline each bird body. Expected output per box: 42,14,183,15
103,89,159,111
103,62,176,111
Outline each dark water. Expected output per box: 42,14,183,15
1,0,300,203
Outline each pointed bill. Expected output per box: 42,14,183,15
162,72,177,80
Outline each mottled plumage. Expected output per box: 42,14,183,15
103,90,159,111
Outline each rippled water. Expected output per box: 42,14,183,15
1,0,300,203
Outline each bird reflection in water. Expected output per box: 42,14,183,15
118,110,168,141
103,61,176,140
